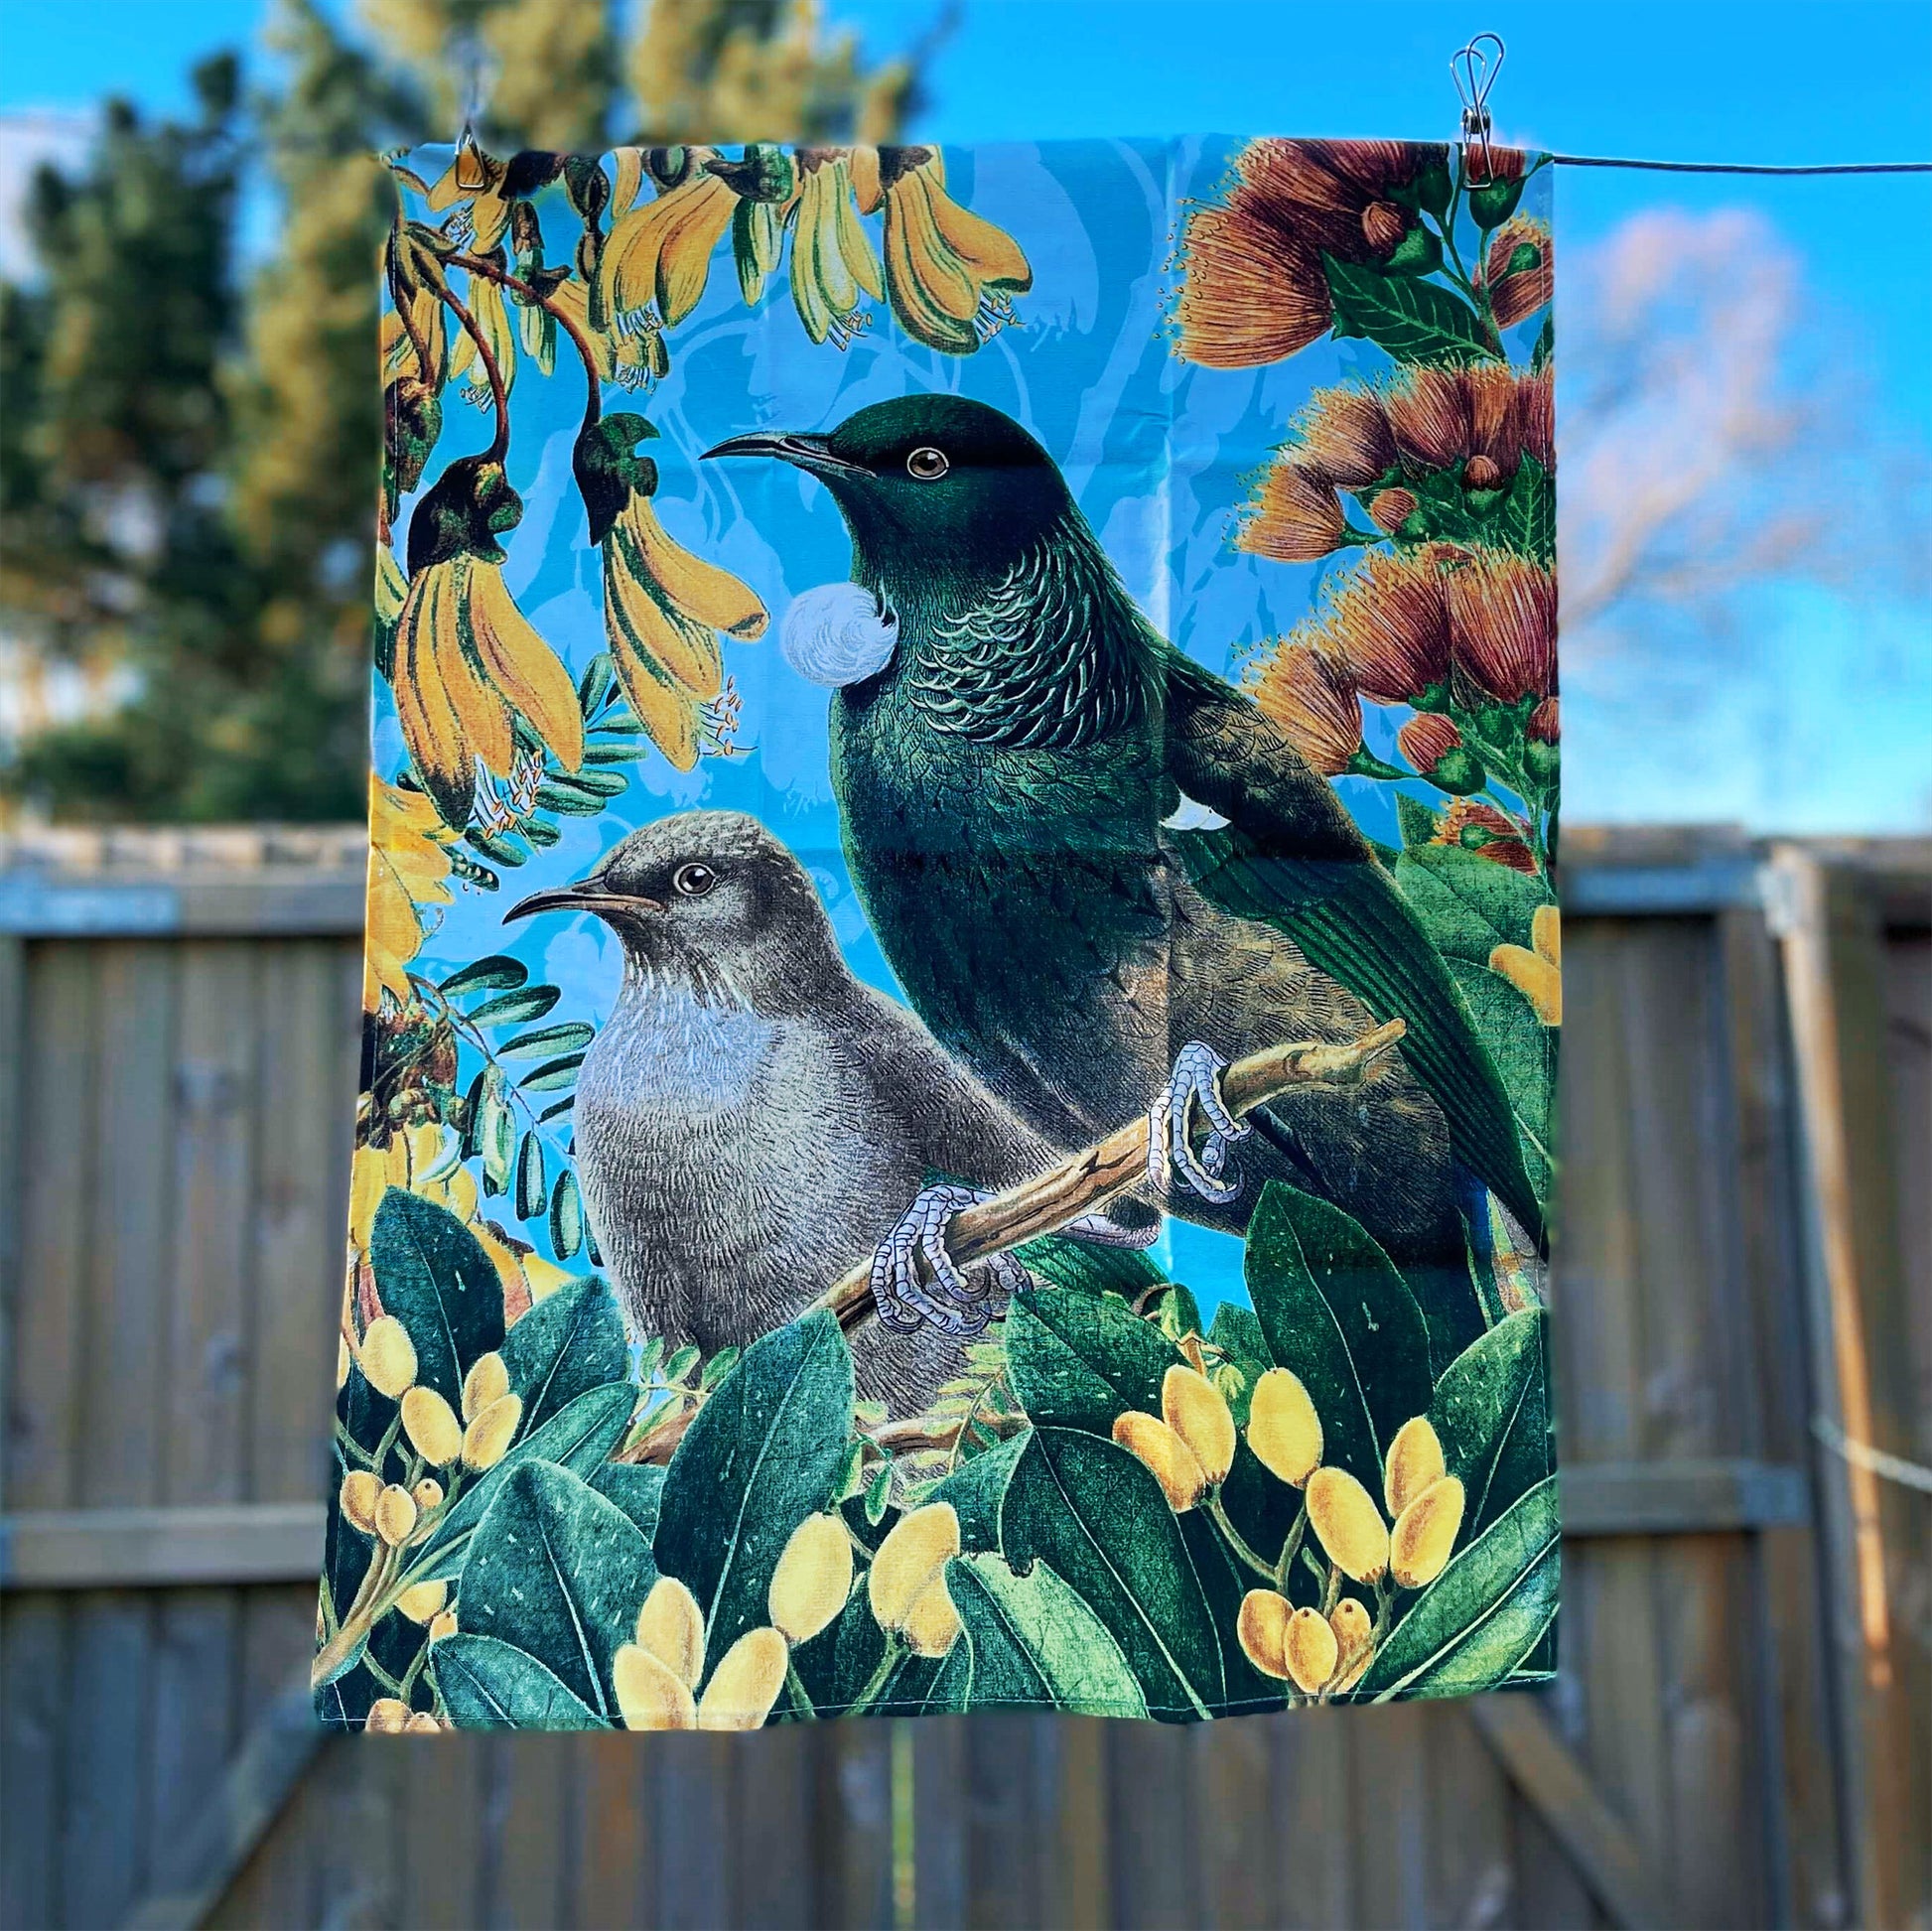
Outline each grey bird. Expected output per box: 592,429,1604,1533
505,810,1127,1415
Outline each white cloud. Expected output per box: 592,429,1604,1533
0,107,94,281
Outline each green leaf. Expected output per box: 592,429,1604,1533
581,743,637,766
499,1022,597,1060
1430,1309,1554,1540
661,1344,700,1385
550,1171,584,1259
1013,1234,1165,1301
1205,1303,1268,1425
863,1461,894,1526
1244,1182,1434,1493
406,1381,635,1585
1495,453,1555,564
545,768,629,800
514,1130,545,1220
480,1070,514,1196
591,1463,666,1543
534,783,608,816
945,1553,1148,1717
1449,959,1556,1200
1393,844,1551,966
519,1052,586,1092
458,1460,656,1721
1531,311,1554,371
1005,1286,1181,1433
537,1097,575,1124
433,1632,607,1730
1154,1284,1203,1346
577,651,615,717
367,1187,506,1409
1322,253,1500,365
467,985,562,1028
999,1428,1223,1720
1357,1477,1561,1700
928,1430,1029,1551
1396,790,1444,850
440,954,527,996
698,1345,742,1391
653,1312,854,1679
500,1275,628,1436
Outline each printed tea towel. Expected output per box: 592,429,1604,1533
322,136,1561,1730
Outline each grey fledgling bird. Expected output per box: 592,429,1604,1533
506,810,1112,1415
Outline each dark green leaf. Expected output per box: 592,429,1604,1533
1393,844,1551,966
654,1312,854,1679
440,954,528,996
1176,1507,1286,1712
467,985,562,1028
945,1553,1148,1718
1531,311,1554,371
519,1052,586,1092
999,1428,1223,1720
550,1171,584,1259
406,1382,635,1585
863,1461,894,1526
433,1632,607,1730
927,1430,1030,1552
577,651,615,716
1495,454,1555,564
367,1187,505,1408
1396,790,1443,850
548,768,629,800
466,829,528,868
459,1460,656,1721
591,1463,666,1543
1449,960,1556,1200
480,1071,514,1196
1322,253,1500,365
1430,1309,1553,1540
698,1345,742,1391
581,743,637,766
1244,1182,1434,1493
499,1022,597,1060
1012,1233,1166,1301
537,1096,575,1124
521,815,562,850
1006,1287,1180,1434
1357,1477,1560,1700
515,1130,545,1220
500,1274,628,1436
534,783,607,816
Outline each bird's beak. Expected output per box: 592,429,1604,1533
701,431,869,479
504,882,660,922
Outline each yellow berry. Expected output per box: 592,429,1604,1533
461,1392,521,1471
336,1334,350,1391
358,1316,417,1399
768,1514,853,1645
1162,1365,1236,1487
634,1576,705,1690
868,1503,961,1631
403,1711,441,1734
397,1580,448,1624
413,1477,444,1512
401,1386,463,1467
1307,1467,1390,1586
1384,1416,1448,1518
696,1626,789,1729
1328,1595,1372,1662
1285,1606,1340,1695
1237,1588,1293,1680
462,1351,509,1424
900,1578,962,1659
366,1697,410,1733
1247,1368,1323,1487
1110,1411,1207,1512
1390,1476,1465,1589
339,1469,381,1534
614,1642,697,1730
428,1608,458,1643
374,1483,418,1547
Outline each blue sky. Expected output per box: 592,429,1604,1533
2,0,1928,830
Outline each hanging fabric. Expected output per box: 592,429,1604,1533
320,134,1561,1730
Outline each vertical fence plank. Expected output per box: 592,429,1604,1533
655,1733,734,1928
575,1729,647,1928
1105,1724,1195,1929
1270,1708,1353,1929
0,1596,68,1931
1191,1713,1275,1929
733,1724,818,1929
818,1724,894,1930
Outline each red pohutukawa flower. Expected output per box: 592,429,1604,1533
1439,546,1558,703
1482,215,1554,330
1397,712,1463,775
1175,140,1436,368
1293,385,1398,487
1528,695,1560,745
1250,633,1364,776
1435,799,1539,874
1239,463,1347,562
1323,548,1450,703
1381,362,1555,482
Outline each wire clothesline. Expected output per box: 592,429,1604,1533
1551,155,1931,176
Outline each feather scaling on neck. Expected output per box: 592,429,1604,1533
873,513,1158,751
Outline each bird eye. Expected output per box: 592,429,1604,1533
905,446,949,481
671,862,716,897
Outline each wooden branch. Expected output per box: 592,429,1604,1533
814,1020,1408,1336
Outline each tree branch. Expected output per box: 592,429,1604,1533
813,1019,1409,1336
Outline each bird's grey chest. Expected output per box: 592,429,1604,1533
580,978,778,1122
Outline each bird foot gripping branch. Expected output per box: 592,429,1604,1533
819,1018,1409,1336
1148,1039,1253,1206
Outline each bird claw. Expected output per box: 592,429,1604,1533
1147,1040,1249,1206
870,1185,1029,1338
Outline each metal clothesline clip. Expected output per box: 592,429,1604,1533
1451,32,1506,185
452,26,488,153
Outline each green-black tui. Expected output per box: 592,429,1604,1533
708,396,1544,1354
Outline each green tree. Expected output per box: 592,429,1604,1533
0,0,912,823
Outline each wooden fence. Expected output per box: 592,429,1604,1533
0,824,1925,1931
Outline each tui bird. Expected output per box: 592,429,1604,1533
708,396,1545,1360
506,810,1142,1414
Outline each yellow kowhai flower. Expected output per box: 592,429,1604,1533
447,270,518,404
855,145,1033,354
601,161,739,326
1489,902,1562,1027
362,773,454,1014
424,133,511,253
393,455,584,825
789,153,882,345
579,413,767,769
